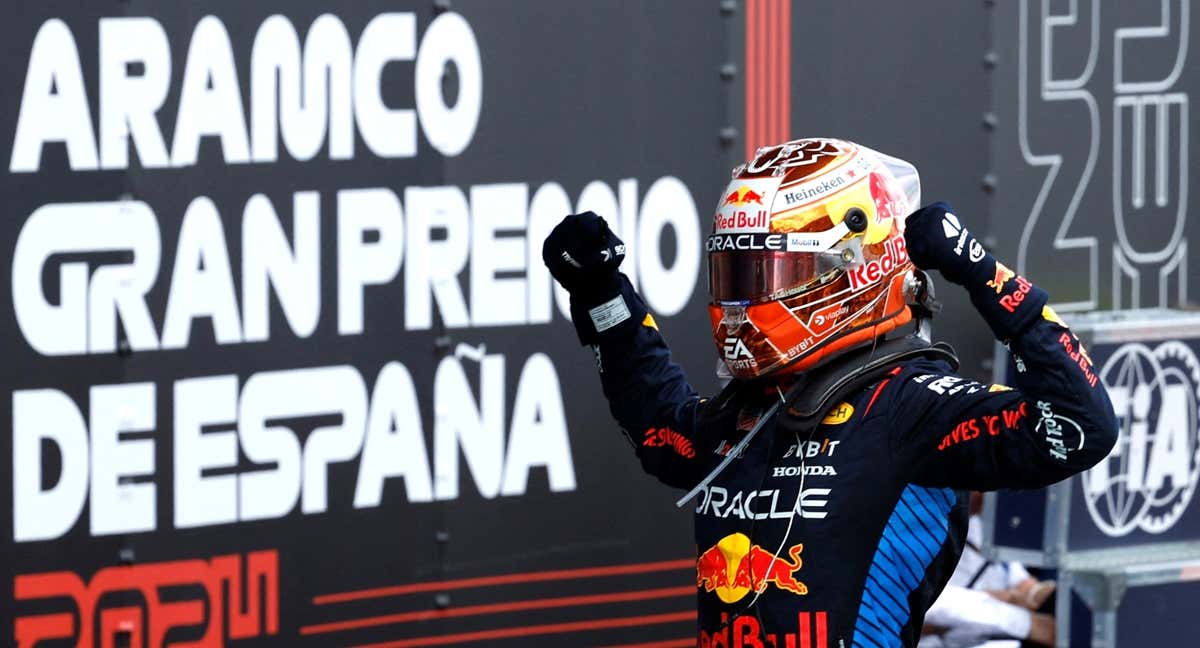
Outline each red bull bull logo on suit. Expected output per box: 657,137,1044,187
696,532,808,604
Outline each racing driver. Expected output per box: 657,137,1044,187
542,138,1118,648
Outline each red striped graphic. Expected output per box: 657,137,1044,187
313,557,694,605
307,557,696,645
300,585,694,635
745,0,793,159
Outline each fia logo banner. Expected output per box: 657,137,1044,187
1083,340,1200,536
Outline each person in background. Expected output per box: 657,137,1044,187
920,493,1056,647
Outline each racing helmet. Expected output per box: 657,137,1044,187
707,138,923,379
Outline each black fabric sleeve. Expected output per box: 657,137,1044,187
887,270,1119,490
575,273,720,489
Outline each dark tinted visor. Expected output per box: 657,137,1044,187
708,250,842,304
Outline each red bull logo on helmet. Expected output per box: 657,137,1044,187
725,186,766,206
696,532,808,604
714,177,781,233
846,237,909,291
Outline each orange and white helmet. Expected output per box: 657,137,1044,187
707,138,922,380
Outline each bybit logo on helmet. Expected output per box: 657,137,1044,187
847,238,909,291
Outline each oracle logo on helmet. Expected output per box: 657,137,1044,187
706,233,787,252
847,238,908,291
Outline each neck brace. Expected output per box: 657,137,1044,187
777,335,959,435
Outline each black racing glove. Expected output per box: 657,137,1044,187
542,212,646,345
905,201,1048,341
542,211,626,293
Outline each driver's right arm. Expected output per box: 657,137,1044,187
543,212,719,489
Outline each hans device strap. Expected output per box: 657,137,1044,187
777,336,958,434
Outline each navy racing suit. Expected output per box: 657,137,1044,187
547,207,1119,648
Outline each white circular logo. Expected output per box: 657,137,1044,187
1082,341,1200,536
968,239,986,263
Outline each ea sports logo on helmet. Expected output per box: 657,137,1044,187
1082,341,1200,537
723,337,753,361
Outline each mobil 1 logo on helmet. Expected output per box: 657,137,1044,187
1083,341,1200,536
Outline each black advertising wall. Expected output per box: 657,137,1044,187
990,0,1200,570
5,1,1155,646
989,0,1199,310
0,2,725,645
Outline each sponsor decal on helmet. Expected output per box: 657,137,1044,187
786,233,825,251
724,186,766,206
746,138,848,173
868,170,908,222
784,223,851,252
778,153,872,209
714,177,781,233
723,336,754,361
846,237,909,290
809,303,850,336
715,209,769,232
781,175,848,206
706,232,787,252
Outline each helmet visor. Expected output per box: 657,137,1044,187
708,249,845,304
